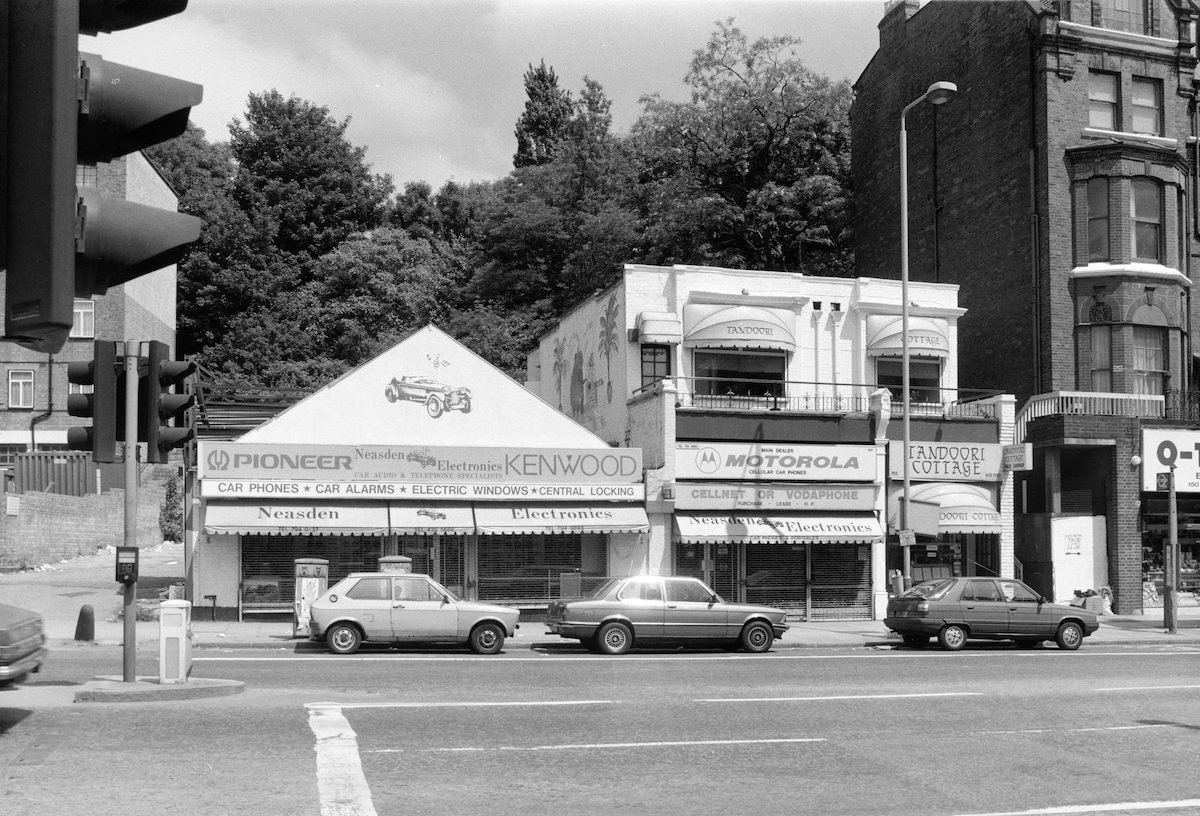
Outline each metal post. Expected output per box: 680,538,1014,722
123,341,139,681
1165,466,1178,634
898,82,957,590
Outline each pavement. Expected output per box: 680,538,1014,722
3,542,1199,703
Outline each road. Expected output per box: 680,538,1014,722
3,642,1199,815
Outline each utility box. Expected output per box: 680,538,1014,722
293,558,329,637
158,600,192,684
380,555,413,573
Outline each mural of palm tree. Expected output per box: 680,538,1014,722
552,336,567,410
599,296,620,403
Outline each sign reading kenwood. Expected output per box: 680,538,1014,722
199,442,642,483
675,442,877,482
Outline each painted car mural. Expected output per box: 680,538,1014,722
384,373,472,418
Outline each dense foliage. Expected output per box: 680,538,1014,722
146,20,853,388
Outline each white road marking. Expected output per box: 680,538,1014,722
419,737,826,753
1096,684,1200,692
696,691,984,703
951,800,1200,815
976,724,1172,735
310,700,614,709
306,704,377,816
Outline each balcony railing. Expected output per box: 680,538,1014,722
655,376,1002,419
1013,390,1165,444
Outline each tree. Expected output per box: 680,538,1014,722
629,19,854,274
159,477,184,544
513,60,573,168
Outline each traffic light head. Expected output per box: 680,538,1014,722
4,0,202,353
141,340,195,464
66,339,120,462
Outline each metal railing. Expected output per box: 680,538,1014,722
662,376,1002,419
1013,391,1164,444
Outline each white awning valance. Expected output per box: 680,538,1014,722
474,503,650,535
673,512,883,544
637,311,683,344
203,501,390,536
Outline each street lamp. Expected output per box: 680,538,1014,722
899,80,957,588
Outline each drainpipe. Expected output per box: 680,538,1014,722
29,354,55,448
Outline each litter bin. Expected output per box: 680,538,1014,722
888,569,905,596
293,558,329,637
158,599,192,684
380,555,413,573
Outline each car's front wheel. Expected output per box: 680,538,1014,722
739,620,774,653
596,621,633,655
326,623,362,655
1055,621,1084,651
937,623,968,651
469,622,505,655
426,396,445,418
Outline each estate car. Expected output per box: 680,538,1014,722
885,576,1099,651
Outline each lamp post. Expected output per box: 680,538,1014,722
900,80,957,588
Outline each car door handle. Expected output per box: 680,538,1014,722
392,604,405,609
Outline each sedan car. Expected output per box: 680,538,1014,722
309,572,519,655
545,575,789,655
884,576,1099,651
0,603,47,686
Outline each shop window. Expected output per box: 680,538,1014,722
70,300,95,339
1087,71,1118,130
640,344,671,388
1089,324,1113,391
1131,77,1162,136
8,370,33,410
1131,177,1162,262
1087,178,1109,261
875,358,942,404
693,350,785,398
1132,325,1167,395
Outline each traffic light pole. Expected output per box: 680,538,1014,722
122,341,139,682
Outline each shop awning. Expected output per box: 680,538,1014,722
673,512,883,544
887,483,1001,534
682,304,796,352
389,502,475,534
866,315,949,358
203,501,391,536
637,311,683,344
474,503,650,534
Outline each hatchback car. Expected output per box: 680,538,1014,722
884,576,1099,651
545,575,789,655
0,603,47,686
309,573,519,655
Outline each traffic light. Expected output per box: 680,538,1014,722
66,339,120,462
140,339,194,464
4,0,203,353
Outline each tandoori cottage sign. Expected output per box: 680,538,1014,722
675,442,877,482
887,441,1003,482
198,442,644,502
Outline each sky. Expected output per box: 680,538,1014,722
90,0,886,190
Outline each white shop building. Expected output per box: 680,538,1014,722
191,326,647,620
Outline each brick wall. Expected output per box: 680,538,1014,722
0,466,175,569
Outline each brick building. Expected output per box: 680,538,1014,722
852,0,1200,612
0,152,181,470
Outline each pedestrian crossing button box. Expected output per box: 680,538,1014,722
115,547,138,584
